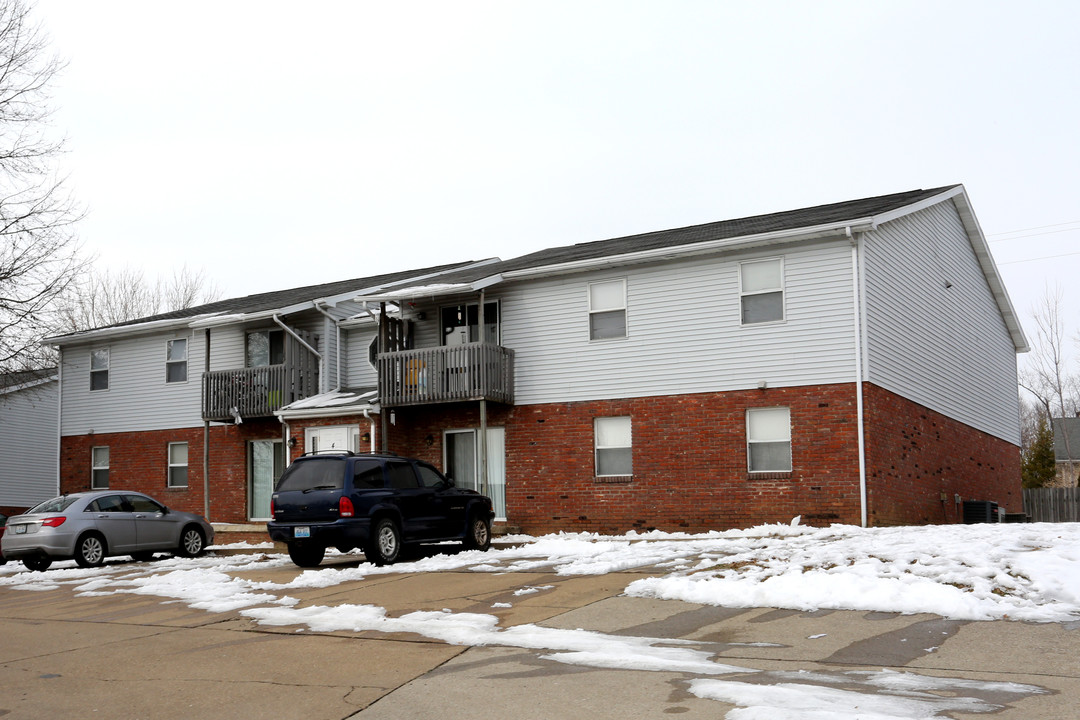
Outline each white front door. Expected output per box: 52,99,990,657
445,427,506,520
306,426,350,453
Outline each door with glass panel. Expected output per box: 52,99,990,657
249,440,284,521
444,427,505,520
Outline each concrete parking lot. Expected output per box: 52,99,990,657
1,550,1078,719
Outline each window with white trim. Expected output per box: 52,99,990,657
595,416,632,476
740,258,784,324
90,348,110,391
166,338,187,383
588,279,627,340
91,446,109,489
746,407,792,472
168,442,189,488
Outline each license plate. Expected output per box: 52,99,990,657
294,526,311,538
14,524,27,534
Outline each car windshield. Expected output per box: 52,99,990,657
27,496,81,514
275,458,346,492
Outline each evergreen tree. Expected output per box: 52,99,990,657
1022,414,1056,488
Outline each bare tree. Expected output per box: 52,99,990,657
0,0,86,371
54,264,222,333
1019,284,1079,485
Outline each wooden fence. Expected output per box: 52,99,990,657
1023,487,1080,523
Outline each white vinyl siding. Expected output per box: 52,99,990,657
0,379,59,506
60,331,206,436
862,202,1021,444
501,241,857,406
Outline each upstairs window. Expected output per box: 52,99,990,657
90,348,110,391
91,446,110,489
595,416,633,476
740,258,785,324
247,329,285,367
589,279,627,340
746,407,792,473
168,442,189,488
440,301,500,345
166,338,188,383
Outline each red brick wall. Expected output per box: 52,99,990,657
376,385,865,534
60,419,284,523
862,384,1022,525
58,383,1021,534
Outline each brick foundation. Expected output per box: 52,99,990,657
58,383,1022,534
60,419,285,523
862,384,1022,525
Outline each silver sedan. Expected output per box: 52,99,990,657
1,491,215,571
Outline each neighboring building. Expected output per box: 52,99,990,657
46,185,1027,533
0,369,59,515
1052,417,1080,487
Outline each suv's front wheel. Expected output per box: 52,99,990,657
287,542,326,568
464,512,491,551
366,518,401,566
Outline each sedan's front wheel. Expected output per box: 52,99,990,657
75,532,106,568
23,556,52,572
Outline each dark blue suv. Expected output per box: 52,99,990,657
267,452,494,567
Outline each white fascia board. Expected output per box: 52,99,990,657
488,219,878,284
0,374,58,396
348,258,502,304
43,314,217,346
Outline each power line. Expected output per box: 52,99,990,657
988,221,1080,243
998,250,1080,266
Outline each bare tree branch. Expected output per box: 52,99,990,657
0,0,86,372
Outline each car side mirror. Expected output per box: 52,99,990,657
445,476,456,488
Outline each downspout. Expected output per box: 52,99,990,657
478,290,488,496
55,348,63,497
273,314,321,357
847,226,869,528
203,329,211,520
312,302,342,391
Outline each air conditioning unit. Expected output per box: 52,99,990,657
962,500,998,524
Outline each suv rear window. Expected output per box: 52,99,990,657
276,457,346,492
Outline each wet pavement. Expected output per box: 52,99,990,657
0,551,1077,719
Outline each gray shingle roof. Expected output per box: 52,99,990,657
430,185,960,284
51,186,960,340
1054,417,1080,462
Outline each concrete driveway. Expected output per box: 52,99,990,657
1,551,1077,719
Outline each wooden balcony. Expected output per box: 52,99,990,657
202,364,317,422
377,343,515,408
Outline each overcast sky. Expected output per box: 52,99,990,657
31,1,1080,365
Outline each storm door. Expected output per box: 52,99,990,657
444,427,506,520
249,440,284,521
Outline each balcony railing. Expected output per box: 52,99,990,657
202,365,312,422
377,343,515,407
